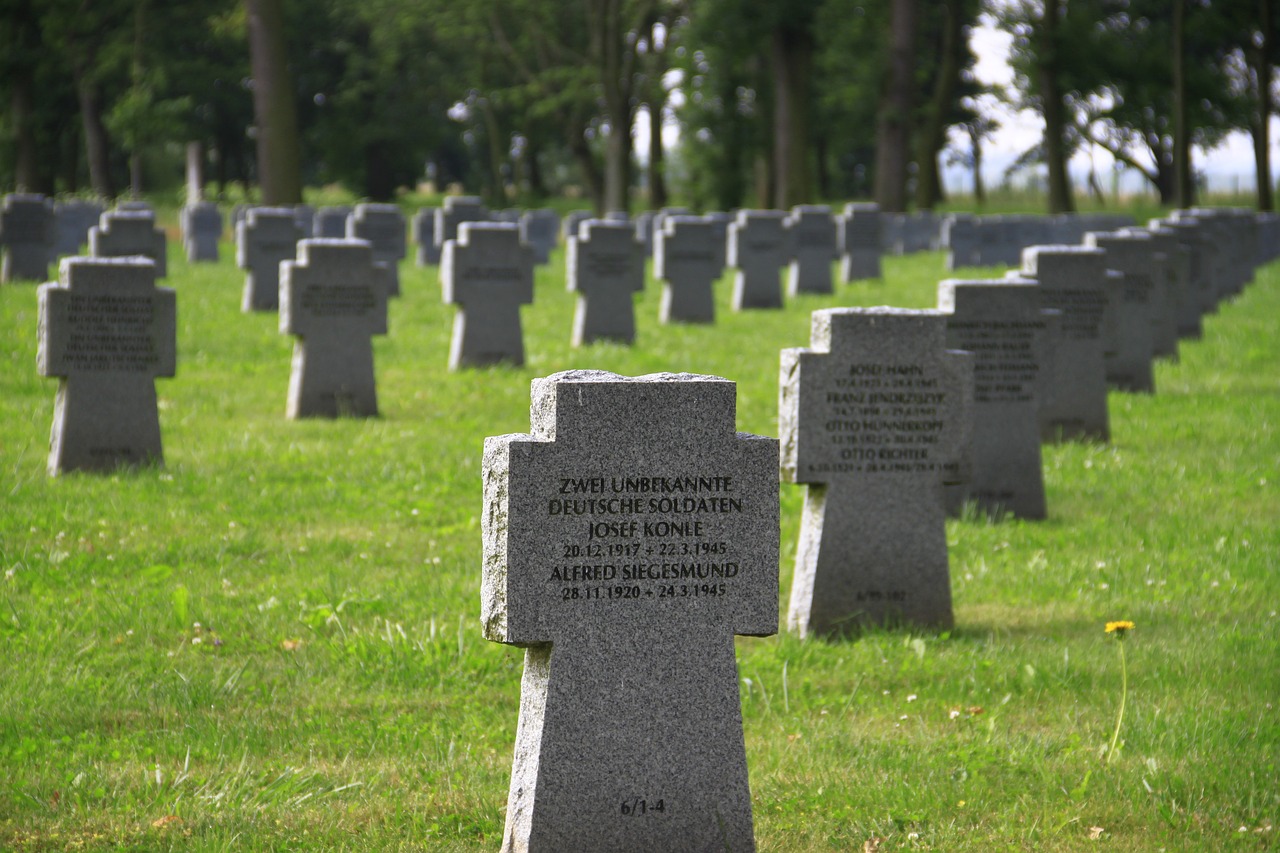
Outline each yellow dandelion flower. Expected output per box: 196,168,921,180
1105,620,1135,635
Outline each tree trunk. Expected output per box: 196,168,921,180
526,133,547,200
1038,0,1074,213
74,70,115,198
246,0,303,204
1251,0,1274,212
969,124,986,207
568,120,605,214
915,0,965,210
593,0,641,214
875,0,916,212
771,24,814,208
10,73,41,192
1172,0,1194,208
647,94,667,209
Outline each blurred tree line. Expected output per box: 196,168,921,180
0,0,1275,212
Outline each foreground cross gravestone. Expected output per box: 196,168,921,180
483,370,778,853
37,257,176,474
781,308,972,635
442,222,533,369
1,193,55,283
280,239,390,418
566,219,644,346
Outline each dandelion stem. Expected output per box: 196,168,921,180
1106,639,1127,766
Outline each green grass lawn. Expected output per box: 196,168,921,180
1,225,1277,851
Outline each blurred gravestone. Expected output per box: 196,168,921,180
442,222,533,369
786,206,837,295
237,207,301,312
349,203,406,297
280,239,390,418
654,215,720,324
566,219,644,346
727,209,790,310
37,257,175,474
1,193,55,283
89,209,167,277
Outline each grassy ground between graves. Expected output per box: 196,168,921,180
0,223,1277,852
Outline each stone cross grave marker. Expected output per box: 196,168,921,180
236,207,301,311
181,201,223,262
1,193,55,283
434,196,489,254
1017,246,1111,442
442,222,533,369
348,203,406,296
838,202,883,282
89,209,168,277
654,215,720,324
786,205,837,295
54,200,104,258
520,209,560,265
937,279,1047,519
293,204,315,239
1132,224,1197,339
314,206,352,239
89,209,168,276
482,369,778,853
280,239,389,418
780,308,972,635
727,209,790,310
37,257,176,475
1095,228,1180,358
566,219,644,346
411,208,440,265
1084,231,1162,393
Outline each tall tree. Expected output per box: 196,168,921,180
913,0,979,209
246,0,301,203
873,0,916,211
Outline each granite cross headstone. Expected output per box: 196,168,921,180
181,201,223,262
1,193,55,283
654,215,720,324
434,196,489,254
1085,231,1163,392
1017,246,1111,442
90,209,167,277
442,222,534,369
314,206,352,239
520,209,560,265
780,308,972,635
37,257,176,474
786,205,837,295
411,208,440,265
237,207,302,311
937,279,1047,519
838,203,883,282
482,369,778,852
280,239,390,418
54,200,104,258
348,203,406,297
566,219,645,346
727,209,790,310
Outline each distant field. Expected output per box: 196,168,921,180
1,222,1276,851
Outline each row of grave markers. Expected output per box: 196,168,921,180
481,209,1273,848
13,192,1277,849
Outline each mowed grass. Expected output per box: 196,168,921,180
1,221,1277,851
